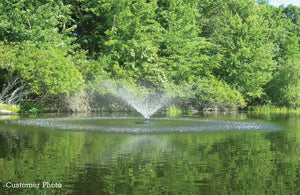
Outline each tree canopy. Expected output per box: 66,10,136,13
0,0,299,110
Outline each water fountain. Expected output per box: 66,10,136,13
6,80,281,133
102,80,176,124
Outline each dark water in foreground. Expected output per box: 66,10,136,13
0,112,299,194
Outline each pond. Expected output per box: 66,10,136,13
0,112,299,194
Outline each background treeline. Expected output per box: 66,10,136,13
0,0,299,111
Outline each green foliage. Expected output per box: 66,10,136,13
166,105,182,117
265,58,300,107
0,102,19,113
19,102,50,113
63,0,114,55
0,0,85,106
208,1,277,102
0,0,299,109
103,0,167,85
17,44,84,96
155,0,215,83
284,5,300,28
0,42,84,97
0,0,75,45
192,77,246,109
249,105,300,114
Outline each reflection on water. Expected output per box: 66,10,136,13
0,113,299,194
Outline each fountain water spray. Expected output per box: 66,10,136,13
65,78,191,123
103,80,175,122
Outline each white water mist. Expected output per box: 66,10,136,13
103,81,174,119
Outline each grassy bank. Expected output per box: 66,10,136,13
248,105,300,114
0,103,20,113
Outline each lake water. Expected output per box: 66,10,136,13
0,112,299,194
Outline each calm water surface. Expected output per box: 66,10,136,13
0,112,299,194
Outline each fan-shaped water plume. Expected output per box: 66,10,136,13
65,79,192,121
103,80,179,120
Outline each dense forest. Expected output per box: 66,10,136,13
0,0,299,112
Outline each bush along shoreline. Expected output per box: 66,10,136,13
0,103,19,115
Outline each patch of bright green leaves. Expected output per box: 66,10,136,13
0,102,19,113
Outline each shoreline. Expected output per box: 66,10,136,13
0,109,18,115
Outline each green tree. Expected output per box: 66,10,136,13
65,0,247,107
0,0,75,45
155,0,220,84
0,42,84,100
63,0,114,55
0,0,84,105
265,58,299,107
283,5,300,27
202,0,277,104
261,4,300,107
